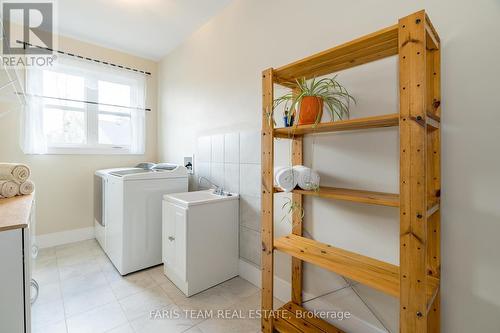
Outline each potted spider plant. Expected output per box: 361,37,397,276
273,76,355,126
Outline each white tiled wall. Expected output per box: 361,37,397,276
224,133,239,164
196,130,262,267
210,134,225,163
239,131,261,164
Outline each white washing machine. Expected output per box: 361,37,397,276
94,165,188,275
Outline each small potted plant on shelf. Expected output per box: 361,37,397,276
283,108,295,127
273,76,355,126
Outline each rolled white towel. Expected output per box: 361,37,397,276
0,163,31,183
19,180,35,195
274,166,298,192
0,180,20,198
293,165,320,191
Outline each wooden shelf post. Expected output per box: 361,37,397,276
399,10,441,332
261,68,275,333
425,10,441,332
291,136,303,305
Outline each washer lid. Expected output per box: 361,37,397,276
110,169,156,177
95,167,137,177
109,165,188,180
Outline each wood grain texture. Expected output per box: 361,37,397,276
291,136,303,305
425,13,440,50
274,186,400,207
426,21,441,121
399,10,430,332
0,194,33,232
261,68,274,333
274,315,303,333
427,290,441,332
284,302,345,333
276,302,345,333
275,234,400,297
426,275,440,312
274,24,399,86
274,113,399,138
425,17,442,331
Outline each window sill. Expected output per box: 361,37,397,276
42,146,143,155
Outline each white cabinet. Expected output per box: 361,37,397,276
162,202,187,281
162,190,239,297
0,230,26,333
0,195,34,333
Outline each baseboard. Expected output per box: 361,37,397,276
238,259,261,290
238,259,315,302
36,227,95,248
237,259,386,333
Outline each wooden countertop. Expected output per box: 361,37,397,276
0,194,33,232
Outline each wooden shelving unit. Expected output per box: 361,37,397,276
261,10,441,333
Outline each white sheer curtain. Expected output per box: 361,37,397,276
21,67,47,154
130,78,146,154
21,55,147,154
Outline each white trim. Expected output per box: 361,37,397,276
36,227,95,248
238,259,314,302
237,259,386,333
44,146,136,155
238,259,261,290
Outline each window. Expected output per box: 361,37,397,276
22,56,146,154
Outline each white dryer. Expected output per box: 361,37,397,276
94,165,188,275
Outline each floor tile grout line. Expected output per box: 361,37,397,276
54,244,69,333
59,240,119,332
97,244,166,332
76,241,126,328
179,279,261,333
34,241,109,332
181,318,208,333
38,240,262,333
36,241,159,332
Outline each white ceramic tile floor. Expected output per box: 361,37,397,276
32,239,271,333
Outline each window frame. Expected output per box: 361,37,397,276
39,64,141,155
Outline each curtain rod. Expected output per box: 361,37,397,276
15,92,151,112
16,40,152,76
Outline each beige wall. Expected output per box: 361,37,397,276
157,0,500,331
0,33,158,235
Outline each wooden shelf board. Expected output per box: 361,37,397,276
275,302,345,333
274,186,400,207
274,24,399,86
274,113,399,138
274,234,400,297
